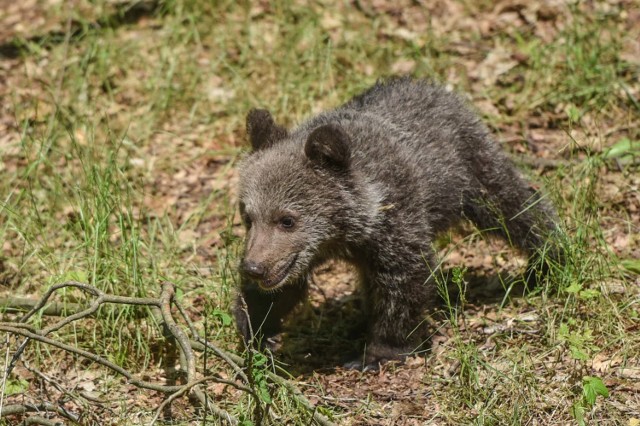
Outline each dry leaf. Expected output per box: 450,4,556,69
470,48,518,86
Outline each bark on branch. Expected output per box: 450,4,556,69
0,281,336,426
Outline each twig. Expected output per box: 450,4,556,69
267,371,337,426
24,416,58,426
0,403,80,422
171,293,248,383
150,376,239,425
6,281,162,380
0,325,181,393
1,280,334,425
0,323,36,331
159,282,195,381
0,297,83,316
192,386,237,425
42,283,160,335
192,337,249,384
0,333,9,420
190,340,337,425
155,282,235,423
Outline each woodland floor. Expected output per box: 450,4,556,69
1,0,639,425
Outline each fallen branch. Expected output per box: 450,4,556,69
193,338,337,426
150,375,239,425
0,403,80,422
0,297,83,316
0,324,186,394
0,280,336,425
1,281,238,424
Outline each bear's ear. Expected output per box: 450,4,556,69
304,124,351,171
246,109,288,151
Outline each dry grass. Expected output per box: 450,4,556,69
1,0,639,424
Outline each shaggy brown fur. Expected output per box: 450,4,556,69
233,78,562,368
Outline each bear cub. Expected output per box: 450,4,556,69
233,78,561,368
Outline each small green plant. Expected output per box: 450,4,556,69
572,376,609,426
557,321,600,361
621,259,640,275
241,349,276,424
249,352,273,405
604,137,640,161
2,378,29,397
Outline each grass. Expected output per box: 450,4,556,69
1,0,639,424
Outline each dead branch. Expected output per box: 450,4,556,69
151,282,237,425
150,376,240,425
3,281,167,388
193,338,337,426
23,415,58,426
0,403,80,422
1,281,238,424
269,368,336,426
0,324,185,393
159,282,196,381
0,280,336,426
0,297,83,316
174,301,249,384
20,281,160,335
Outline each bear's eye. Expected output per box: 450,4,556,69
279,216,296,230
239,202,251,228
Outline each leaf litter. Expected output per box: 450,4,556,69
0,0,639,424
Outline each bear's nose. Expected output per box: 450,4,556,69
241,260,266,280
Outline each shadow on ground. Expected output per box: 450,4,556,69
275,268,533,376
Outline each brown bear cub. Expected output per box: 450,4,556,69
233,78,561,369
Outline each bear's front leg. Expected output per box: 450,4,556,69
233,277,308,348
347,261,435,370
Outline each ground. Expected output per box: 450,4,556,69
0,0,639,425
